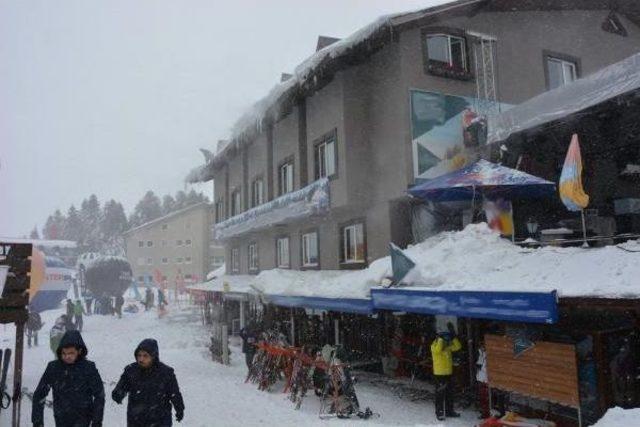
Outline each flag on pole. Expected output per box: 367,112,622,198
559,134,589,211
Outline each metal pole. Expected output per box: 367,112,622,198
12,320,25,427
580,209,588,248
290,308,295,346
577,405,583,427
466,319,475,390
239,300,246,330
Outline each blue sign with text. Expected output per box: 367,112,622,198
371,288,558,324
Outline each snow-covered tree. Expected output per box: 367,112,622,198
43,210,66,240
64,205,83,243
129,190,163,227
162,194,177,214
80,194,102,250
29,226,40,239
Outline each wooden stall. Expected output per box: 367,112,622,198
485,334,582,425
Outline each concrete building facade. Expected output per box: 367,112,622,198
124,203,224,287
193,2,640,275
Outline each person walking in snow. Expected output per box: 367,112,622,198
74,299,86,332
112,338,185,426
66,298,74,318
143,288,153,311
240,323,259,370
430,322,462,421
26,311,43,348
32,330,105,427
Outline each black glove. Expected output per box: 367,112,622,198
176,410,184,422
92,423,102,427
33,424,44,427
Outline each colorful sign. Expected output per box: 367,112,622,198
410,90,509,179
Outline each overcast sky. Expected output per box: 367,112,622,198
0,0,450,237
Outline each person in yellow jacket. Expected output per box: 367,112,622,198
430,322,462,421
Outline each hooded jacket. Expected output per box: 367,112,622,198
112,339,185,426
32,330,105,427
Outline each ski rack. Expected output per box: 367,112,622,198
0,242,32,427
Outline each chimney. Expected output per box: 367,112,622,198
281,73,293,82
316,36,340,52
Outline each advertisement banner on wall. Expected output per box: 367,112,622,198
410,90,509,180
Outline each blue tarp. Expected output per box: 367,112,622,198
371,288,558,324
267,294,374,315
409,159,555,202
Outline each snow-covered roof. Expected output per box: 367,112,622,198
252,223,640,300
205,264,226,281
186,275,256,295
0,237,77,248
214,178,329,240
488,51,640,144
123,202,210,235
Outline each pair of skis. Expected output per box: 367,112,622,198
0,348,12,411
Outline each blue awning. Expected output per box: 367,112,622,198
371,288,558,324
267,294,374,315
409,159,555,202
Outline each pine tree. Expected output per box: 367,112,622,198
43,210,66,239
129,191,163,227
29,226,40,239
65,205,83,243
101,200,128,255
162,194,176,215
80,194,102,251
174,190,188,210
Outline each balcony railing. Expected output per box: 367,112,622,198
213,178,330,240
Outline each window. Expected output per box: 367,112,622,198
546,56,577,89
185,274,193,280
146,257,153,265
278,161,294,195
248,243,259,271
301,232,318,267
161,257,168,264
137,257,145,266
231,189,242,216
340,223,365,264
231,248,240,273
138,241,144,248
315,135,336,179
185,256,192,264
161,224,168,230
137,276,144,283
276,237,290,268
161,240,167,247
186,239,192,246
176,239,183,246
212,256,225,266
146,240,153,247
147,275,153,283
251,178,264,207
185,222,191,230
215,200,225,223
176,257,183,264
426,34,467,71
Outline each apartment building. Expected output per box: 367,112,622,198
123,203,224,286
188,0,640,275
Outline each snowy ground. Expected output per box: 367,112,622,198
0,302,478,426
